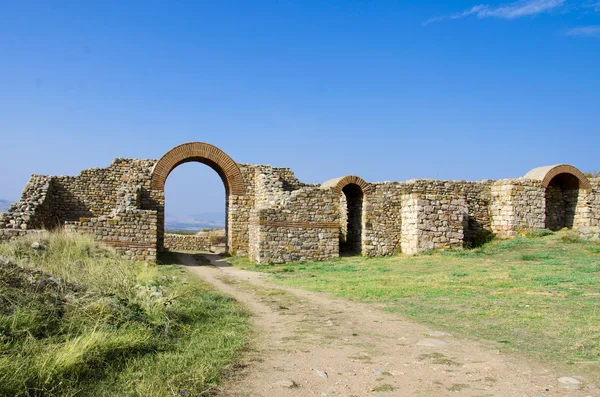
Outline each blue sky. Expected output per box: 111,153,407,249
1,0,599,216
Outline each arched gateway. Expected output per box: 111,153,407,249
150,142,246,252
524,164,591,231
321,175,371,256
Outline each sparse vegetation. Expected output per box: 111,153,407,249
584,171,600,179
0,232,249,396
229,230,600,370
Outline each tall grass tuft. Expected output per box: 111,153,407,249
0,232,249,396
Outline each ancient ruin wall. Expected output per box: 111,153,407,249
364,180,492,255
63,185,157,261
3,175,55,230
52,159,156,222
1,141,596,262
490,179,546,237
164,229,226,252
248,168,339,264
401,193,467,255
575,178,600,239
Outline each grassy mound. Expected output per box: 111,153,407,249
0,232,249,396
229,230,600,376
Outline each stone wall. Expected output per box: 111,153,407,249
3,175,55,230
164,229,225,252
363,180,491,256
401,193,467,255
64,208,157,261
1,142,595,263
248,169,339,264
574,178,600,239
490,179,545,237
52,158,156,222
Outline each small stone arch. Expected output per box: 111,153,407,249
321,175,372,195
322,175,370,256
151,142,245,195
524,164,591,190
525,164,590,231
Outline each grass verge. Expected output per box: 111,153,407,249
0,232,249,396
228,230,600,375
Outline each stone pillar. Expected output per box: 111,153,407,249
490,180,545,237
401,193,467,255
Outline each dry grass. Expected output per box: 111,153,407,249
0,232,250,396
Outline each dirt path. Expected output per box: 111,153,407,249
180,253,597,397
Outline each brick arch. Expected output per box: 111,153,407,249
321,175,372,195
151,142,245,195
524,164,591,190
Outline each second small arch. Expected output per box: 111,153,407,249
322,176,371,256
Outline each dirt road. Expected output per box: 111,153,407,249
180,253,597,397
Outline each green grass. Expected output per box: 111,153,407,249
0,232,249,396
229,231,600,373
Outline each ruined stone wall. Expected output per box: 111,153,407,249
574,178,600,239
248,168,339,263
63,184,157,261
364,180,491,256
3,175,55,230
401,193,467,255
164,229,225,252
490,179,545,237
52,159,155,222
64,209,157,261
363,183,402,256
1,145,595,263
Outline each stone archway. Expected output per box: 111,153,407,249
321,176,371,255
150,142,245,252
525,164,591,231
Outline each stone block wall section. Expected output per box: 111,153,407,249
490,179,546,237
164,229,226,252
64,208,158,261
1,142,598,262
364,180,492,256
249,169,340,263
575,178,600,239
3,175,55,230
401,193,468,255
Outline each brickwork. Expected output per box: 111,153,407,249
1,142,598,262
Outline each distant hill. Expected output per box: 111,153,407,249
165,212,225,232
0,199,14,213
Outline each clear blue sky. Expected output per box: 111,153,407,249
1,0,599,216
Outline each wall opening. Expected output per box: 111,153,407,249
545,173,580,231
164,162,227,253
340,183,363,255
150,142,245,253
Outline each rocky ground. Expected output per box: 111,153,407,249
181,253,598,397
